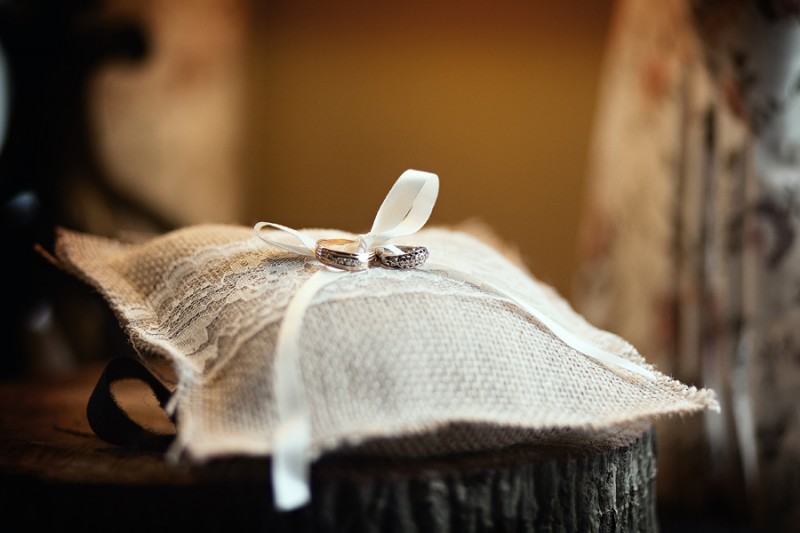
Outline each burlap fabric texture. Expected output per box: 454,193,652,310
53,223,718,464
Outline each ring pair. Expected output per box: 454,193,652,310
314,238,428,272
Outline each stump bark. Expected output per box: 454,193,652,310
296,428,658,533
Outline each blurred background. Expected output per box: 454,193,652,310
0,0,614,377
3,1,797,532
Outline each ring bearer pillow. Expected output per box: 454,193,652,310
50,170,718,510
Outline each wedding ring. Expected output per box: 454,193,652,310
375,245,429,269
315,239,375,271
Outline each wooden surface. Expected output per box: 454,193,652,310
0,361,659,532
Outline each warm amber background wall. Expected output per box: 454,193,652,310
89,0,614,301
243,1,614,298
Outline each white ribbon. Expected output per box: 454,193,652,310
254,169,439,510
253,169,654,511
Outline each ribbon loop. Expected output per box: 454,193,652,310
254,222,317,257
360,169,439,250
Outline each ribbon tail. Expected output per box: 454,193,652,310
271,268,344,511
424,259,656,381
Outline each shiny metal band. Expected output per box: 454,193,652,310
315,239,375,271
376,245,429,269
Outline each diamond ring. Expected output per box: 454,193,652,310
375,245,429,269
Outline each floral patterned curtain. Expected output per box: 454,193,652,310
574,0,800,529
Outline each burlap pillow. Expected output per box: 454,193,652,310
50,171,718,510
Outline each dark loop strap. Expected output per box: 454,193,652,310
86,356,176,450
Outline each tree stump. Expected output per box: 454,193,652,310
299,428,658,533
0,362,658,532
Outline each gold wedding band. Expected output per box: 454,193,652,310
315,239,375,271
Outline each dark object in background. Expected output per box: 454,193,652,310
0,0,150,378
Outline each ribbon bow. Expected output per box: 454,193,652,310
253,169,655,512
254,169,439,262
